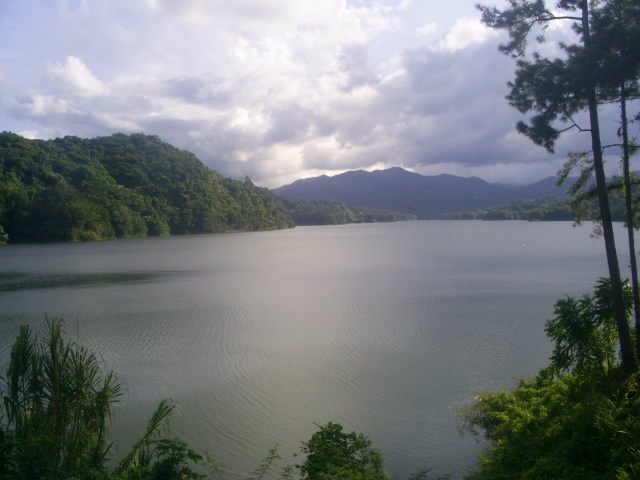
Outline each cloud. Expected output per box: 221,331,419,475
433,17,498,53
14,94,70,116
416,22,439,38
2,0,631,188
48,56,108,97
17,129,40,139
339,44,374,90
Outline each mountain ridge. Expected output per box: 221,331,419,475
272,168,567,219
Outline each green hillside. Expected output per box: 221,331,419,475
279,198,416,225
444,188,634,222
0,132,293,243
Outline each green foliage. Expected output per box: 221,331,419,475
477,1,588,153
1,319,122,479
1,321,404,480
0,320,408,480
445,191,640,222
298,422,389,480
0,224,8,244
588,0,640,96
545,278,632,377
223,177,294,231
280,199,416,226
464,279,640,479
0,319,208,480
465,370,640,480
113,437,206,480
446,197,575,221
0,132,293,243
280,199,358,225
247,445,281,480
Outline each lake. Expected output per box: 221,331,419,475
0,221,624,478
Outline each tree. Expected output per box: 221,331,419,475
463,279,640,479
554,0,640,362
298,422,389,480
478,0,638,372
589,0,640,359
544,277,631,378
1,319,121,478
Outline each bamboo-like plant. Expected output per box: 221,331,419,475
1,319,206,480
1,319,121,478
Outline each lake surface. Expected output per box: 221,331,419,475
0,221,625,478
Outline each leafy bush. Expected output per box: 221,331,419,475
464,279,640,479
298,422,389,480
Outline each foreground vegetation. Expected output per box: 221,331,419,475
4,281,640,479
0,319,403,480
463,279,640,479
0,319,210,479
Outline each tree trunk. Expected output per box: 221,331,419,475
582,1,638,373
620,83,640,359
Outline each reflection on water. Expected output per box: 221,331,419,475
0,271,184,292
0,222,618,479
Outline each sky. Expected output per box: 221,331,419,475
0,0,633,188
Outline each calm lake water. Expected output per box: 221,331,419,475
0,221,625,478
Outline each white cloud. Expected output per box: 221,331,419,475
416,22,439,38
433,17,498,53
229,107,268,131
48,56,108,97
15,94,69,116
91,113,140,132
17,129,40,139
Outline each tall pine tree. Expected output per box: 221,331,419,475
478,0,638,372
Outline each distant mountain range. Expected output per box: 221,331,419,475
272,167,568,219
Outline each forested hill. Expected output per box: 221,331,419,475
0,132,293,243
273,167,568,218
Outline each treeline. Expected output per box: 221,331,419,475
446,197,576,221
279,198,416,226
446,191,633,222
0,132,293,243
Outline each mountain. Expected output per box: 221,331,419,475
0,132,293,243
272,167,568,218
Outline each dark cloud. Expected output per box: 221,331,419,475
264,104,313,143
